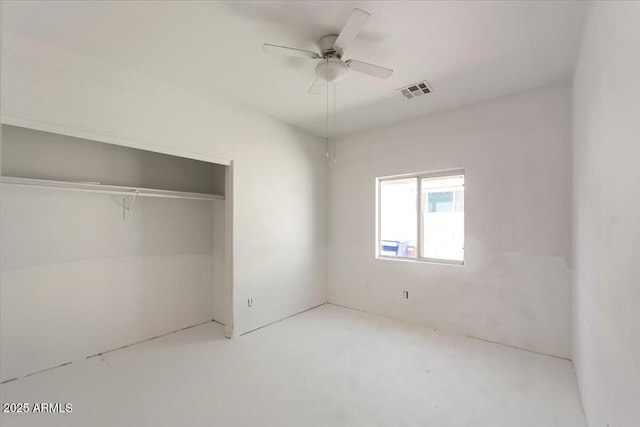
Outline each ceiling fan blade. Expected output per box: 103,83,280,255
333,8,370,53
309,76,325,95
263,43,320,59
345,59,393,79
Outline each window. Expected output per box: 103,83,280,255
377,170,464,264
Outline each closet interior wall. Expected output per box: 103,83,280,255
0,125,226,382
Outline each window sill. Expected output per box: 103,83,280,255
376,255,464,266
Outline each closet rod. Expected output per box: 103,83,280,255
0,176,223,201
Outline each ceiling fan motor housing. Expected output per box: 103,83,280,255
319,35,340,56
316,58,348,82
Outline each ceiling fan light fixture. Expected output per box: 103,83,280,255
316,58,348,83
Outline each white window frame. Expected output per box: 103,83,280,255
376,168,465,266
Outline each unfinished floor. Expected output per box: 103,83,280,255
0,304,586,427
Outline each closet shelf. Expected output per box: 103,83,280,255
0,176,224,201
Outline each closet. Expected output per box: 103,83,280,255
0,124,231,382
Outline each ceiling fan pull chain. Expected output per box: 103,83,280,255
333,82,337,164
326,64,330,158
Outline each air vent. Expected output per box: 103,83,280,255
398,80,432,99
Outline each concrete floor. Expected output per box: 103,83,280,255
1,304,586,427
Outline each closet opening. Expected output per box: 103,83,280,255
0,124,234,382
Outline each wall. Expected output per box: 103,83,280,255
328,85,572,358
0,189,219,381
0,33,326,353
572,2,640,426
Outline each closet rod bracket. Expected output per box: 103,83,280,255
123,190,140,219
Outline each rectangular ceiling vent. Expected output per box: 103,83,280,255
398,80,432,99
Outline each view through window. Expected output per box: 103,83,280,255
378,170,464,263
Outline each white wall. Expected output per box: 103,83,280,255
0,188,219,381
0,33,326,348
572,2,640,426
328,85,572,358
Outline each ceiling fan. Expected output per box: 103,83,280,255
263,8,394,94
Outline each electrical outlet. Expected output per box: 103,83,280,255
402,290,409,299
247,298,253,307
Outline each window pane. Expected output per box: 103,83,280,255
420,174,464,261
379,178,417,258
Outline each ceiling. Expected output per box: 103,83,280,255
1,1,587,138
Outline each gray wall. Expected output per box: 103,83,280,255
572,2,640,426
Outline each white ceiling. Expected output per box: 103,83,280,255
1,1,587,137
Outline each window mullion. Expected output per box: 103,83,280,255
416,175,422,259
376,178,381,257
